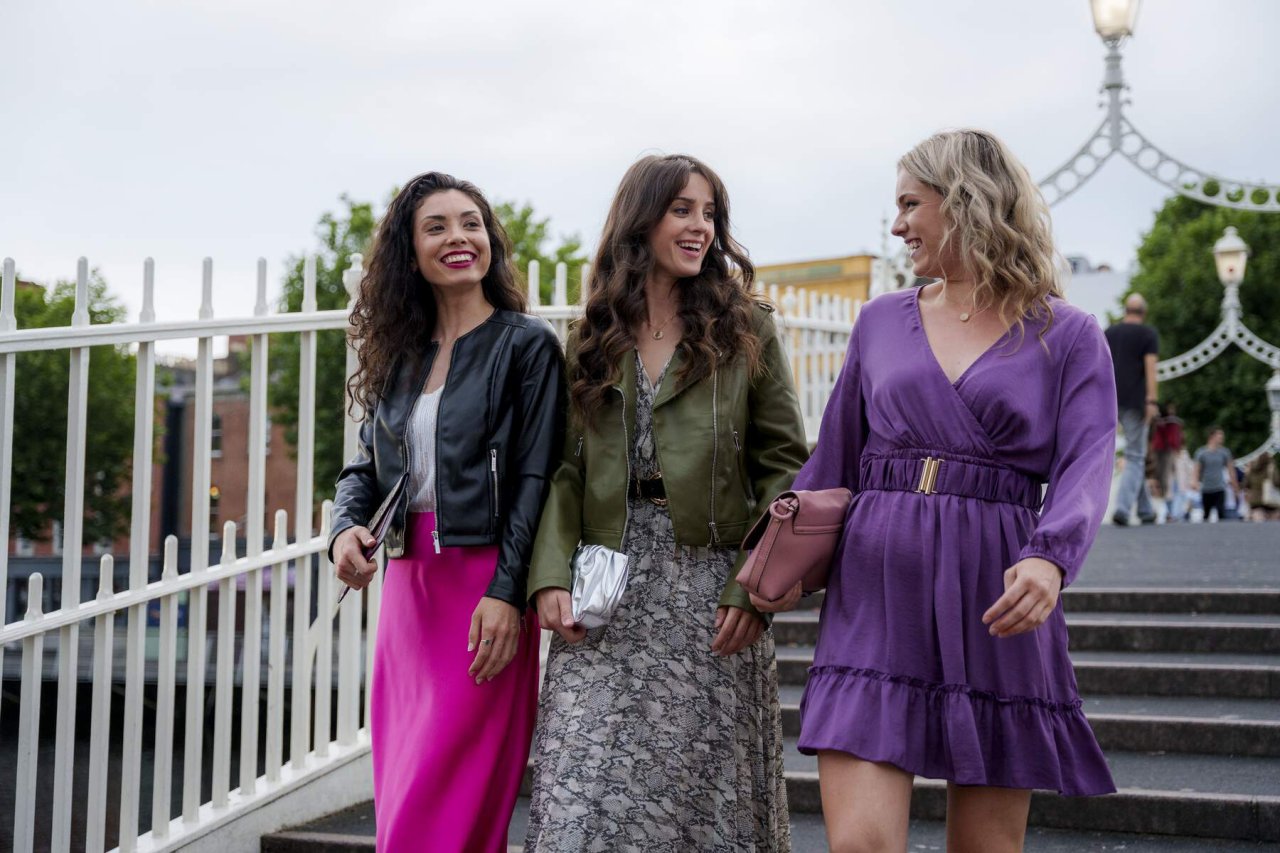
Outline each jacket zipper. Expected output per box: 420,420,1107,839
431,341,462,554
489,447,500,519
708,368,720,545
617,385,632,544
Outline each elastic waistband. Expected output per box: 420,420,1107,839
860,454,1043,510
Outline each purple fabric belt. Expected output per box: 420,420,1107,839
860,454,1043,511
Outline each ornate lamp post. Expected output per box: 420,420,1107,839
1161,226,1280,464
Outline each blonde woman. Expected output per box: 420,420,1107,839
760,130,1117,852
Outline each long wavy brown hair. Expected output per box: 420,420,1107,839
346,172,526,415
571,154,765,427
898,129,1064,344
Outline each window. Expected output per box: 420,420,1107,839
50,520,62,556
210,485,221,537
211,414,223,458
13,535,34,557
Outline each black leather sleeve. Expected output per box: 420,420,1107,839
328,409,379,562
485,321,567,608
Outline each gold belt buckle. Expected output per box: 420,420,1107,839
915,457,943,496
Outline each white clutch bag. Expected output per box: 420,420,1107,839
570,544,630,629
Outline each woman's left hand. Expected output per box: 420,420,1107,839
468,596,522,683
712,606,765,656
982,557,1063,639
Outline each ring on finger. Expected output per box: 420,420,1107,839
482,638,494,646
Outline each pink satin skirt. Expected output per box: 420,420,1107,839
371,512,539,852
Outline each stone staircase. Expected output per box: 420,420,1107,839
263,583,1280,851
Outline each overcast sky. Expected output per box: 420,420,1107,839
4,0,1277,350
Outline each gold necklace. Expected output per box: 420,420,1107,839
648,310,678,340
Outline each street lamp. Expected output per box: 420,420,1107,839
1267,371,1280,415
1090,0,1141,42
1213,226,1250,288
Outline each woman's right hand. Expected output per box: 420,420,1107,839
334,526,378,590
535,587,587,644
748,581,804,614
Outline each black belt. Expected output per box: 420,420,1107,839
630,474,667,506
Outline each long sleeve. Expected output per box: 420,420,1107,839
791,316,867,494
328,407,379,562
1018,318,1117,586
486,321,567,609
721,310,810,612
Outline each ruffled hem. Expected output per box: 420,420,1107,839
797,666,1116,797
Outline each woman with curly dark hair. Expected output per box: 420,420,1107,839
524,154,808,850
329,172,565,852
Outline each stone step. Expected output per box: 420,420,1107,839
263,796,1280,852
774,646,1280,700
775,686,1280,756
1064,587,1280,616
770,610,1280,653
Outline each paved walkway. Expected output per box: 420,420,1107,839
1080,523,1280,588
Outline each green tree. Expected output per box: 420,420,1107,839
1128,195,1280,452
11,274,136,544
496,201,588,304
271,195,585,504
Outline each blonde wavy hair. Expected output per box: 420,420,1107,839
898,129,1064,343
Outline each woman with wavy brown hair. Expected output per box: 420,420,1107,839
763,129,1117,852
523,154,808,850
330,171,564,851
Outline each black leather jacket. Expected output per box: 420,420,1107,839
329,310,566,610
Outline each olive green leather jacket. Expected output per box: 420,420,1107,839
527,305,809,615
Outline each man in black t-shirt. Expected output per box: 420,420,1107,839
1105,293,1160,525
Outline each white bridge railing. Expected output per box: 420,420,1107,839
0,254,855,853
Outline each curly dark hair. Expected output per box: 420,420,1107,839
346,172,526,415
571,154,765,428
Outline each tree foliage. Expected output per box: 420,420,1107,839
496,201,588,304
271,194,586,503
11,274,136,544
1128,196,1280,452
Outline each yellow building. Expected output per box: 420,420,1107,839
754,253,874,304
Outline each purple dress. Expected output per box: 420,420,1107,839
793,287,1117,796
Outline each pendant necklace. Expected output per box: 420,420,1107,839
649,310,678,340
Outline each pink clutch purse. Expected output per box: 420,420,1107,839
735,488,852,602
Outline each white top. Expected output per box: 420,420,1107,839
406,388,443,512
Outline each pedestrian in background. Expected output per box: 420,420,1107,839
330,172,565,852
1192,427,1240,523
1244,453,1280,521
1105,293,1160,526
1151,401,1185,521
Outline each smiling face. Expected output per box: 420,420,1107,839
647,173,715,285
412,189,492,291
891,169,963,281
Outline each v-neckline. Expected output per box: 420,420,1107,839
637,349,672,395
911,286,1008,388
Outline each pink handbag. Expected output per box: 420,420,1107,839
735,488,852,602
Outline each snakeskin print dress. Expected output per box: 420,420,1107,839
524,353,791,852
